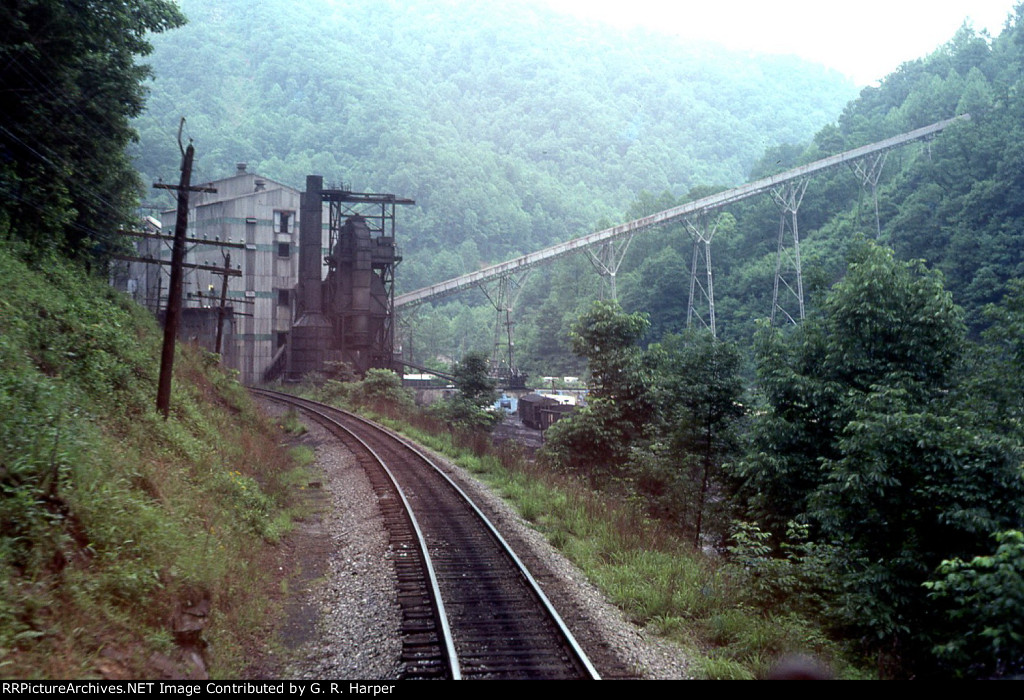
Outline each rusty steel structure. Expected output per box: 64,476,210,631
289,175,413,379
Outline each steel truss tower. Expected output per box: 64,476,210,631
685,212,723,337
771,179,809,327
585,234,635,301
478,271,531,388
850,151,889,238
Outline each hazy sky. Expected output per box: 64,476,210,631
542,0,1019,85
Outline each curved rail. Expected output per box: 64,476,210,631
254,388,459,678
253,388,601,680
372,412,601,680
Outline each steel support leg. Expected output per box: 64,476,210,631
770,179,808,328
585,233,635,302
685,213,720,337
478,271,531,382
851,151,889,237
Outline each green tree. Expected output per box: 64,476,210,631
349,368,413,411
639,331,745,545
452,350,497,408
432,351,500,432
542,301,650,484
735,241,1024,672
925,530,1024,679
971,279,1024,434
541,397,632,484
568,300,649,409
0,0,185,262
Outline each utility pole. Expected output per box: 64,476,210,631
215,252,231,356
155,141,193,418
154,120,217,418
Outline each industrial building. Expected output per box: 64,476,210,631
117,165,410,385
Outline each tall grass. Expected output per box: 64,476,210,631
0,247,306,678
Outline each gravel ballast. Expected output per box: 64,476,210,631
257,402,691,679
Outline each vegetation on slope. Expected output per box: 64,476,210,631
1,3,310,677
0,245,306,678
537,241,1024,678
370,6,1024,375
607,7,1024,354
132,0,855,296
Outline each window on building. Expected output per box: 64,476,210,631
278,288,291,306
276,331,289,350
274,210,293,234
277,242,291,257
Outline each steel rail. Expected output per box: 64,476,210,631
253,388,601,679
395,114,969,308
252,388,461,679
350,406,602,680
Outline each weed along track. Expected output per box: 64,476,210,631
253,389,601,680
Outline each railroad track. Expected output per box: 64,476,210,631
252,388,601,680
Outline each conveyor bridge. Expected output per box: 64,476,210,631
396,115,967,312
395,114,968,380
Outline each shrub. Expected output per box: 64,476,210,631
926,530,1024,678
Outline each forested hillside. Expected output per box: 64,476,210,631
604,11,1024,354
134,1,1024,375
132,0,855,333
527,6,1024,677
